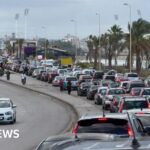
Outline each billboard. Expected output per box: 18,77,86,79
24,47,36,55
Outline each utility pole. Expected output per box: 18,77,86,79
96,13,101,70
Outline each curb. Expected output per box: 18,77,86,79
0,78,79,134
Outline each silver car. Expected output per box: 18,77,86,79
0,98,16,124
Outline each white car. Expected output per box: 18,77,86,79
0,98,16,124
124,72,139,81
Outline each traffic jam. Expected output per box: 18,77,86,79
3,59,150,150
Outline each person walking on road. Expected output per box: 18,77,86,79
59,79,64,91
21,73,26,85
6,70,10,80
67,80,72,95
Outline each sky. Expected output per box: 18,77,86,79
0,0,150,40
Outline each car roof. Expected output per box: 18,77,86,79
126,108,150,114
108,88,124,90
123,97,147,101
79,113,128,121
98,87,108,90
143,88,150,90
0,98,11,101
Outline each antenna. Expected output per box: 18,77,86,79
102,102,105,117
127,112,140,149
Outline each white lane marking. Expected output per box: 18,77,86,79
84,142,99,150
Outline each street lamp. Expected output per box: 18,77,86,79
24,8,29,40
70,19,78,63
42,26,47,60
96,13,101,70
124,3,132,72
15,13,19,58
137,9,142,18
15,13,19,39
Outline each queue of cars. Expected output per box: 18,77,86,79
4,60,150,149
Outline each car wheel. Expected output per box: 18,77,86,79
13,117,16,123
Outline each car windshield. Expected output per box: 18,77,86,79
0,100,11,108
109,89,125,95
77,118,128,136
124,100,148,110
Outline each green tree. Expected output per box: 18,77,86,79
5,41,13,55
126,19,150,73
101,25,124,67
87,35,99,69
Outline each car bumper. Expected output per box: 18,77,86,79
0,115,14,123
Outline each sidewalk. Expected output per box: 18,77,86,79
0,73,100,117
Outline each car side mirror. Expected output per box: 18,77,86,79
12,105,17,108
144,127,150,135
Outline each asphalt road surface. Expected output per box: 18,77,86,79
0,81,74,150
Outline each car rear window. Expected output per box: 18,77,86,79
131,83,145,88
66,77,77,81
132,89,141,95
137,116,150,126
128,74,138,77
94,72,104,78
105,76,115,81
142,89,150,95
99,89,107,94
77,118,128,136
109,89,125,95
124,100,148,110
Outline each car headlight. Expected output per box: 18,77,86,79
5,111,12,115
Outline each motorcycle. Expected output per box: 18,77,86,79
21,78,26,85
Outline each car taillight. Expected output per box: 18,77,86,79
72,124,78,136
98,118,108,122
128,126,133,136
119,103,124,113
148,103,150,109
131,91,135,96
136,112,145,115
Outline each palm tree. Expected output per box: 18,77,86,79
86,39,93,63
126,18,150,73
87,35,99,69
5,40,13,55
101,25,124,67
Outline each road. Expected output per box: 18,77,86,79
0,81,73,150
